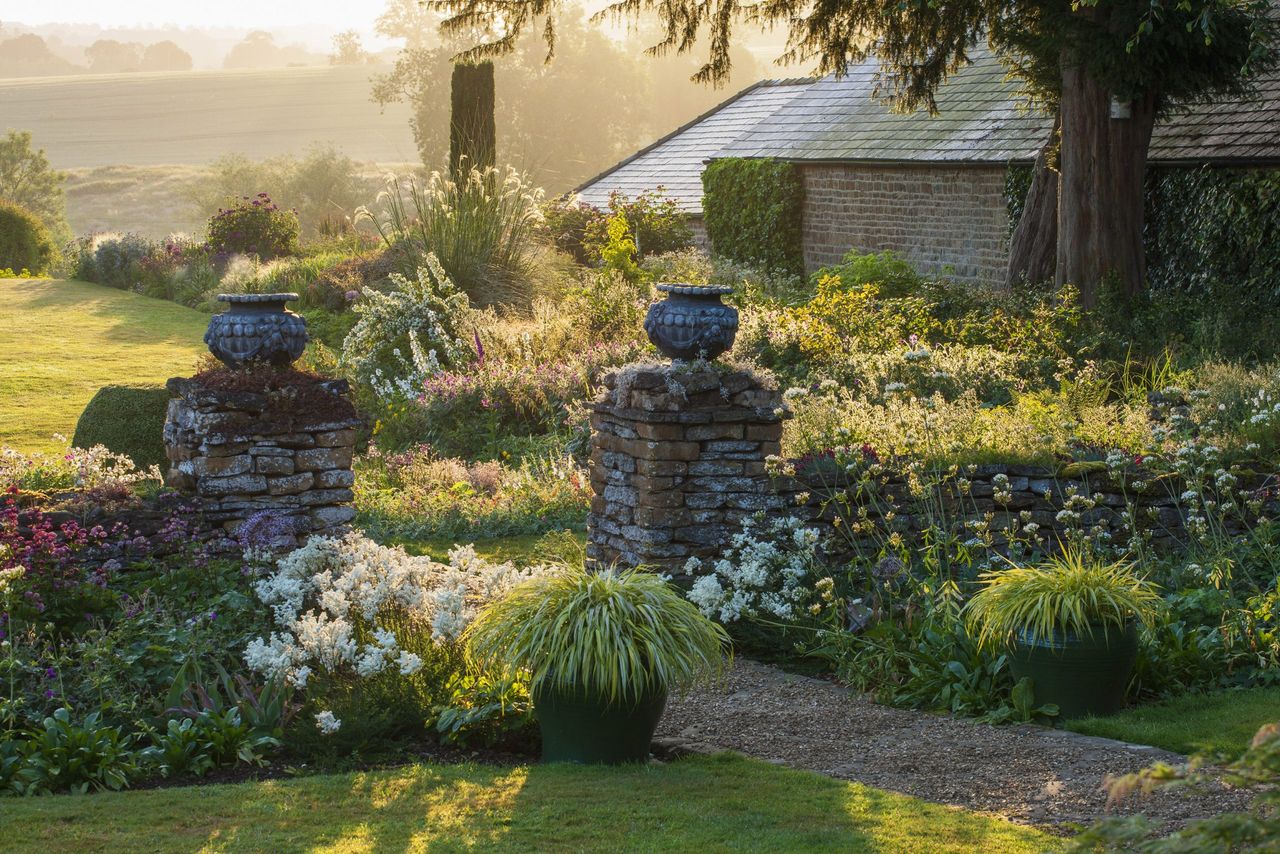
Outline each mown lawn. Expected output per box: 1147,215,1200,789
1068,685,1280,758
0,753,1057,854
0,278,208,452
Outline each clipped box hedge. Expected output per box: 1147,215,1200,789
72,384,171,470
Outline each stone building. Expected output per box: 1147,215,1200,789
576,50,1280,284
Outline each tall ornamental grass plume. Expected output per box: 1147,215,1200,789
464,566,730,704
360,166,544,309
964,549,1162,648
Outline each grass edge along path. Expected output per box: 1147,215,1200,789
1067,685,1280,759
1,753,1060,853
0,278,208,452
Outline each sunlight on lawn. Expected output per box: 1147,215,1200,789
3,755,1057,854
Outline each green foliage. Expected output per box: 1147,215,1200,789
1067,722,1280,852
544,190,695,269
0,130,68,241
965,551,1163,648
145,710,279,779
74,232,153,289
596,212,641,282
354,449,590,542
361,167,546,308
702,158,804,276
4,709,145,795
542,197,599,264
72,384,170,470
188,147,375,238
205,194,300,260
581,190,694,263
0,200,54,275
745,249,1091,395
466,566,730,703
340,257,472,401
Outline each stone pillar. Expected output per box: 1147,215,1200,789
586,363,790,571
163,376,361,538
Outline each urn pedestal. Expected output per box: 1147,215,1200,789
643,284,738,361
204,293,309,369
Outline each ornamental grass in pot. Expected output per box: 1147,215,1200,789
465,565,730,764
964,550,1162,720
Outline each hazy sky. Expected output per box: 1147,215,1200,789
5,1,379,30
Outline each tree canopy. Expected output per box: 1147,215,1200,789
434,0,1276,113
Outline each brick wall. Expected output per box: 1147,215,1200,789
801,163,1010,285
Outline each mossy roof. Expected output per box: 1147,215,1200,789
577,49,1280,214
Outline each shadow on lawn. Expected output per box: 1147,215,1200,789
183,754,1048,853
19,279,210,351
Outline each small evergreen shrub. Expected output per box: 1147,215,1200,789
206,193,300,260
702,158,804,276
76,233,155,289
72,384,171,470
545,190,694,266
0,200,55,275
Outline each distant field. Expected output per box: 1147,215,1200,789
62,161,414,240
0,65,418,168
0,278,208,451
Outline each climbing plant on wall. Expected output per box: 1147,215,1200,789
702,158,805,276
1145,166,1280,302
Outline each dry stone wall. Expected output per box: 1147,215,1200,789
163,377,360,538
586,364,789,570
779,459,1278,558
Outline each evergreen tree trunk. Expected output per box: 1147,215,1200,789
1055,49,1158,307
1006,115,1060,289
449,61,496,178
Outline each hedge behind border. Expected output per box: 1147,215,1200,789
72,384,171,470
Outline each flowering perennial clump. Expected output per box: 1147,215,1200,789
341,256,471,400
684,514,823,622
244,532,545,688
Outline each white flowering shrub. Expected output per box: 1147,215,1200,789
244,532,547,747
1,437,162,493
340,255,472,401
684,515,825,622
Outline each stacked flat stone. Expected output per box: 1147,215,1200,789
587,363,790,571
781,462,1280,554
163,377,360,537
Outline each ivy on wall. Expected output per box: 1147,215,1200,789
1145,166,1280,303
702,157,805,276
1006,162,1280,301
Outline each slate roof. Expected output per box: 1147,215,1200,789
577,50,1280,213
1148,68,1280,163
714,52,1050,164
574,79,812,213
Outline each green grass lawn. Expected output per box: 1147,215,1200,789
0,278,208,452
0,754,1057,853
1068,685,1280,758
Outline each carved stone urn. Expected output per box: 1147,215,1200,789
643,284,738,361
204,293,309,369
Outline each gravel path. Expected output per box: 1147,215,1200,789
656,659,1249,832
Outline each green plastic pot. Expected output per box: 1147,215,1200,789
1008,621,1139,720
531,679,668,764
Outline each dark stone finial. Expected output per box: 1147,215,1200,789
643,284,738,362
204,293,309,369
